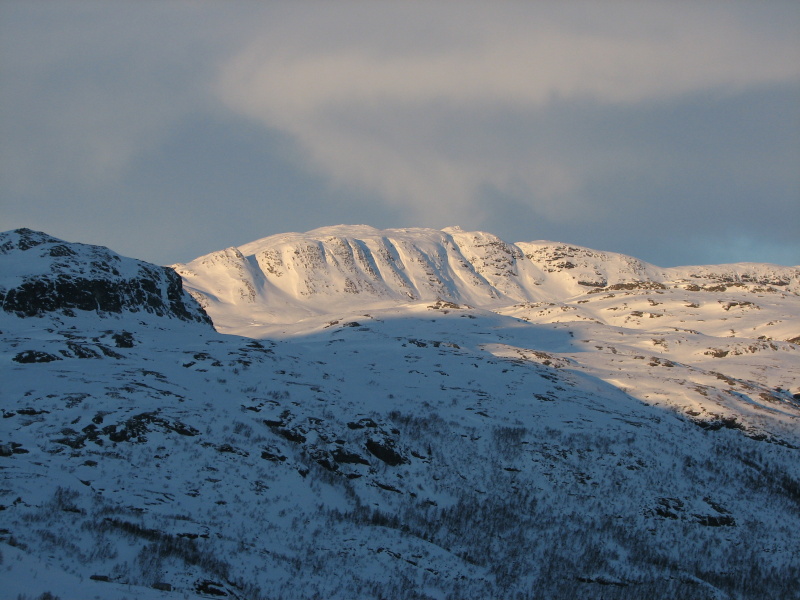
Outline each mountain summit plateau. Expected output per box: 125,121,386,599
173,225,799,333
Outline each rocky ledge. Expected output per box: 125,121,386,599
0,228,211,324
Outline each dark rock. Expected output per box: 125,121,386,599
375,481,402,493
0,228,61,252
694,416,744,431
112,331,135,348
16,408,49,416
694,514,736,527
703,497,730,514
107,412,155,443
63,393,89,407
66,342,101,359
165,420,200,436
48,244,75,258
315,455,338,472
0,229,211,324
55,431,86,449
274,427,306,443
654,497,684,519
332,448,370,465
216,443,248,456
428,300,462,310
260,449,287,462
101,413,199,443
366,438,407,466
195,580,227,596
347,418,378,430
13,350,61,363
81,423,100,440
96,345,124,359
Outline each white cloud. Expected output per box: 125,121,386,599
216,2,800,224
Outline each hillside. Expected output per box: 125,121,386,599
1,227,799,600
177,225,800,438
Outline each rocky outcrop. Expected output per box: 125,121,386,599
0,228,211,324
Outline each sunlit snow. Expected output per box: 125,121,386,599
2,226,798,600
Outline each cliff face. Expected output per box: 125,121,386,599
0,228,211,325
173,225,800,334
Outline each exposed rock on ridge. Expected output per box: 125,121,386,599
174,225,800,329
0,228,211,324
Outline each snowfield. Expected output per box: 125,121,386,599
1,226,799,600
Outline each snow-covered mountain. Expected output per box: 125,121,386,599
1,228,210,325
2,227,799,600
174,224,799,333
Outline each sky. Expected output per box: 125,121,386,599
1,1,799,268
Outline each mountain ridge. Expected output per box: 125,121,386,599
1,226,799,600
0,227,211,325
172,225,800,335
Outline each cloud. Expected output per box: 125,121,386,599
221,4,797,110
216,2,800,226
1,1,797,266
0,2,263,197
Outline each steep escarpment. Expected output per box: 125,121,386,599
174,225,799,334
0,228,211,324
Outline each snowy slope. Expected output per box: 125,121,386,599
1,228,210,324
2,228,799,600
176,226,800,437
175,225,799,330
173,226,550,329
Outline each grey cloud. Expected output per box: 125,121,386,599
1,1,798,267
477,84,800,265
0,2,264,196
216,2,799,240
